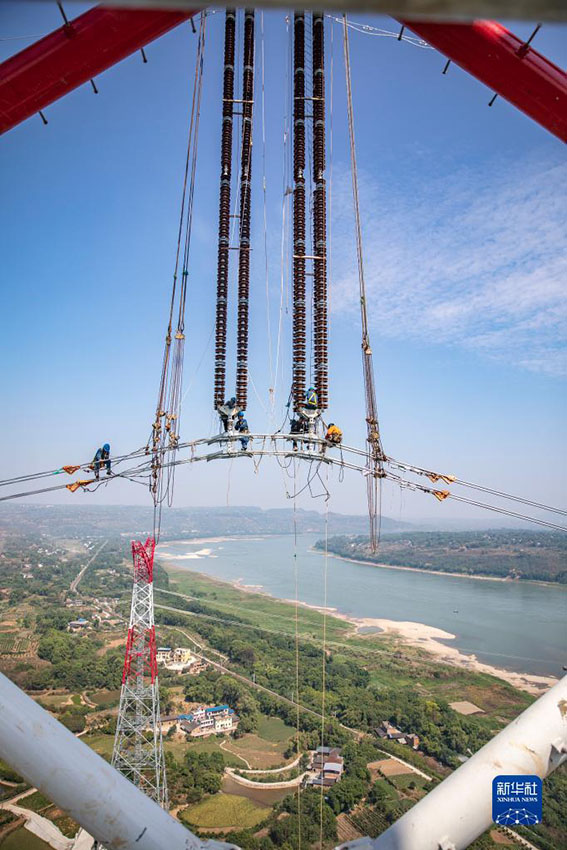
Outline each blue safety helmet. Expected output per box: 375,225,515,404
237,411,244,418
103,443,110,452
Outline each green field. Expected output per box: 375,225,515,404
164,737,242,767
0,827,53,849
389,774,428,791
17,791,52,813
0,783,26,802
83,734,114,760
370,779,398,801
256,716,295,743
33,694,71,709
180,792,268,829
83,733,246,769
223,733,292,769
159,569,354,645
89,688,121,706
0,634,29,655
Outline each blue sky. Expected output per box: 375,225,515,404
1,4,565,524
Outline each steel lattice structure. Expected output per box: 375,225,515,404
111,537,168,808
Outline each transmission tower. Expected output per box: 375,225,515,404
111,537,168,807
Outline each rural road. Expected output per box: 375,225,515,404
69,540,108,594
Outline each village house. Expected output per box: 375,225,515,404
160,715,180,734
156,646,208,675
178,705,239,737
308,746,344,787
67,617,88,632
375,721,420,750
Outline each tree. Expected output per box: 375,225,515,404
327,777,367,814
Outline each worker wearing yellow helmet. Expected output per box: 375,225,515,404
325,423,342,446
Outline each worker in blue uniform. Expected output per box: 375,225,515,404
92,443,111,479
234,411,250,450
220,396,237,432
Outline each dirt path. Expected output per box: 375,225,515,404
220,740,251,768
225,767,309,790
0,790,73,850
235,754,302,774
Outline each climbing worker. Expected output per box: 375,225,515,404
220,397,237,432
92,443,111,479
305,386,318,411
290,417,305,452
325,423,343,446
235,411,250,451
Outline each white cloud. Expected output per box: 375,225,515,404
330,153,567,376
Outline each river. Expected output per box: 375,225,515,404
157,534,566,678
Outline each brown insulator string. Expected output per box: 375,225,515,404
312,12,328,412
236,9,255,410
214,9,236,410
292,12,307,413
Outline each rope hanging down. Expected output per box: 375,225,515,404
342,14,385,552
150,13,207,534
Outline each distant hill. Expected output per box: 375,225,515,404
0,504,412,539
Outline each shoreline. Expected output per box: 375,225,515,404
337,616,557,696
168,568,557,697
318,549,562,588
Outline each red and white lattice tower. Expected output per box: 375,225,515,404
111,537,168,807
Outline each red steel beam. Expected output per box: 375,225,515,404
399,19,567,142
0,6,198,135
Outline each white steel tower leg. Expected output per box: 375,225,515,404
338,675,567,850
0,672,231,850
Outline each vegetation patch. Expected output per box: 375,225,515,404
225,734,290,770
256,716,294,743
89,688,121,706
320,531,567,583
83,734,114,760
0,634,29,655
0,826,53,849
171,738,243,768
181,793,268,829
17,791,52,813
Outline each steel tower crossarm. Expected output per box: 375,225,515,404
0,6,199,134
338,674,567,850
398,18,567,143
0,672,233,850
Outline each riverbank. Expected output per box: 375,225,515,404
342,617,558,696
319,548,561,587
226,578,557,696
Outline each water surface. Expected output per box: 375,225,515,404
158,534,567,677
